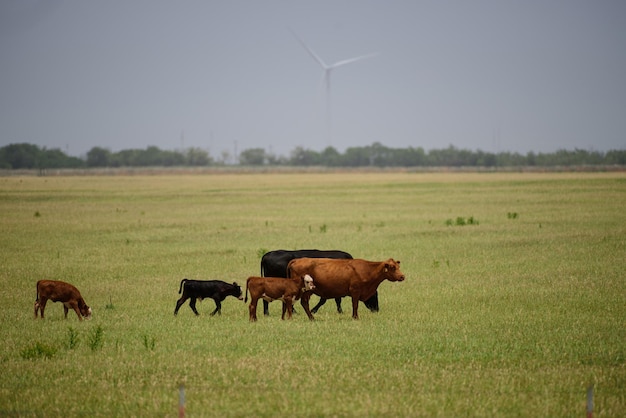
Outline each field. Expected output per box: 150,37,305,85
0,171,624,417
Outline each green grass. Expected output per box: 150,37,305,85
0,172,624,416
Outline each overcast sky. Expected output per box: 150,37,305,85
1,1,625,159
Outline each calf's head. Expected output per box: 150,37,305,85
232,282,244,300
303,274,315,291
383,259,405,282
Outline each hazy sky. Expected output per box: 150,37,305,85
1,1,625,158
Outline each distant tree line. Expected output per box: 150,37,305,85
1,142,625,170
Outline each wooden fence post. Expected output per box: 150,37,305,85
586,385,593,418
179,384,185,418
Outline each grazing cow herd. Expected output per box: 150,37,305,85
33,249,405,322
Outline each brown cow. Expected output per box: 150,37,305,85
34,280,92,321
245,274,315,321
288,258,405,320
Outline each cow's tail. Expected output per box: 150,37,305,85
244,277,249,303
178,278,188,294
35,280,41,302
34,280,42,318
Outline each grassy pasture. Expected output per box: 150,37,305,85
0,172,624,417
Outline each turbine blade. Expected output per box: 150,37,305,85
330,52,379,69
289,27,329,69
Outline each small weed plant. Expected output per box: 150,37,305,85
142,334,156,351
446,216,479,226
256,248,268,259
88,325,104,352
21,342,57,360
66,327,79,350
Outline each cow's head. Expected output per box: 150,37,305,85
81,304,93,320
383,259,405,282
232,282,244,300
303,274,315,291
77,297,92,319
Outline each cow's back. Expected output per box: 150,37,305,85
261,249,352,278
37,280,80,301
260,251,293,277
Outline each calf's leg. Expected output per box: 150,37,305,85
281,297,294,320
189,297,200,316
210,299,222,316
174,295,189,315
284,298,294,320
249,298,259,322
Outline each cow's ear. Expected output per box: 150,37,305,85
233,282,238,286
384,263,389,272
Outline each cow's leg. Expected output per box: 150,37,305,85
351,296,360,320
311,297,327,314
365,292,379,312
189,297,200,316
210,299,222,316
334,297,343,314
300,293,315,321
249,298,258,322
37,298,47,319
69,302,83,321
34,300,40,318
63,303,69,319
174,295,189,315
263,300,270,316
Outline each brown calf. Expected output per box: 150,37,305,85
288,258,405,320
245,275,314,321
34,280,92,321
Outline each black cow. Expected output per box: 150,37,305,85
260,249,379,315
174,279,243,316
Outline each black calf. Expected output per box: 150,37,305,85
174,279,243,316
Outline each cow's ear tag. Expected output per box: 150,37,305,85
384,268,388,272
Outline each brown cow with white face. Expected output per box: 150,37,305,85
288,258,405,320
245,275,315,321
34,280,92,321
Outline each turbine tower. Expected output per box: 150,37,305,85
290,29,378,145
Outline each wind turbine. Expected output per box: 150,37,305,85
290,29,378,145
